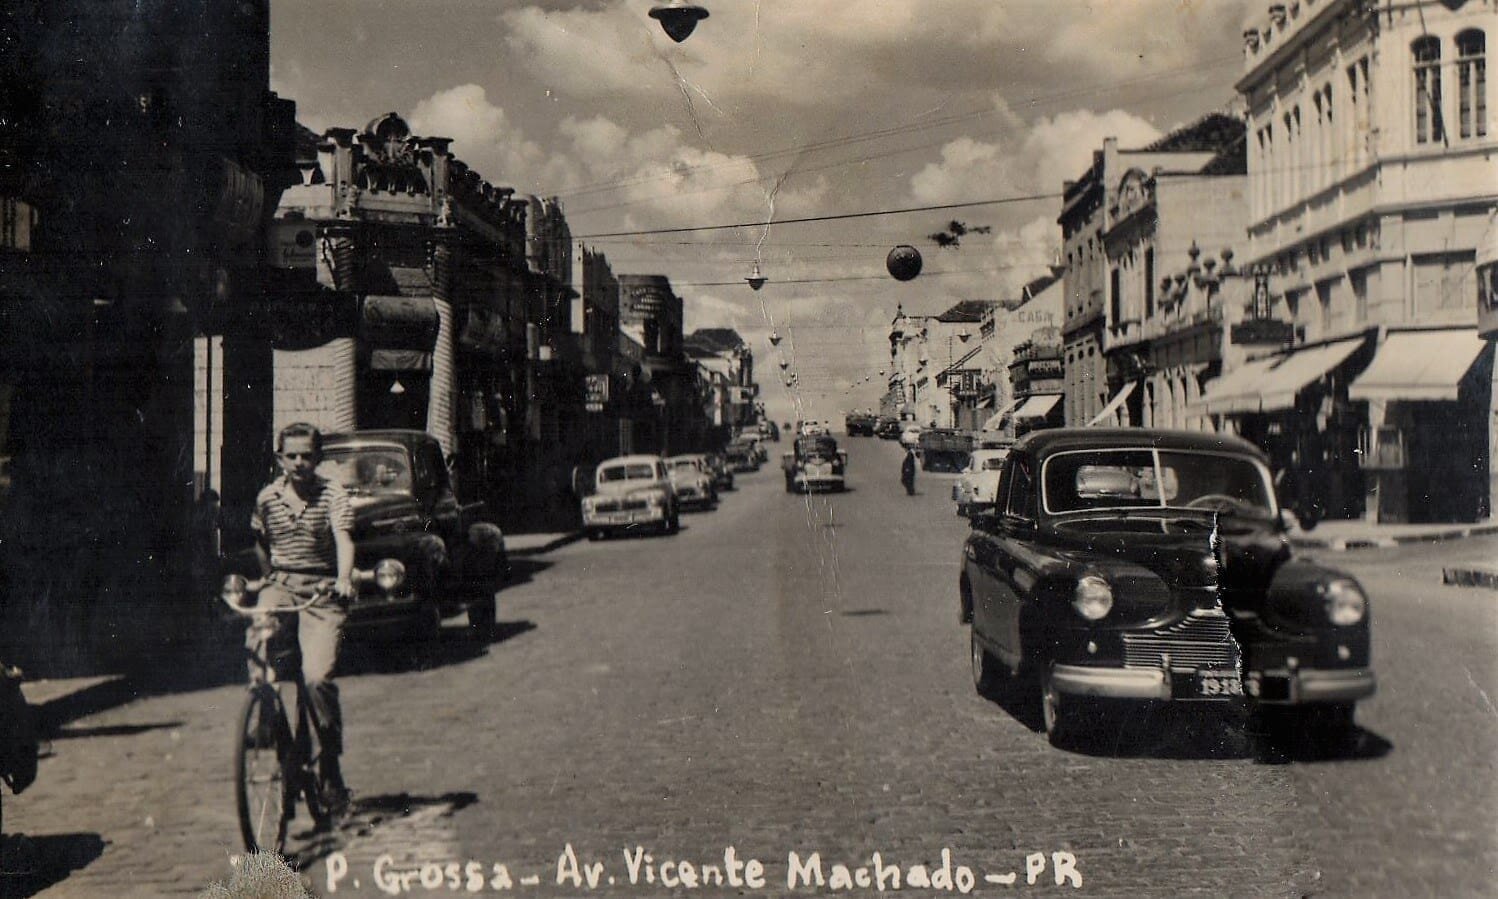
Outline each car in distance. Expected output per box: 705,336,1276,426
581,455,678,539
782,434,848,493
898,421,923,449
953,447,1009,516
724,440,759,473
873,416,900,440
314,430,510,640
703,452,735,492
665,454,718,510
845,411,876,436
961,428,1375,751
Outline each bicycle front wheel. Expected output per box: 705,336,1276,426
235,687,290,854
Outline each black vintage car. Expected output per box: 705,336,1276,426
961,428,1375,750
313,430,510,641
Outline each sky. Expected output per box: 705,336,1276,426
269,0,1255,425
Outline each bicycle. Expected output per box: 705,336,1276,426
219,561,404,853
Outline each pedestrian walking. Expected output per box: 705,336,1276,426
901,447,917,496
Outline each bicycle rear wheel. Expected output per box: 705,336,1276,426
235,687,290,853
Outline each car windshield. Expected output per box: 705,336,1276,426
669,459,698,471
1042,448,1274,518
317,447,412,497
796,436,838,456
981,456,1007,471
599,464,657,482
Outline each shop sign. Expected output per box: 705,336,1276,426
585,373,609,412
272,221,317,269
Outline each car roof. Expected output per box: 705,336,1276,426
971,447,1009,458
598,454,662,467
1012,427,1268,460
323,430,427,450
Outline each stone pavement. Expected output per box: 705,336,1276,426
3,440,1495,897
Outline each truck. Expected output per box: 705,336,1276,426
918,428,974,473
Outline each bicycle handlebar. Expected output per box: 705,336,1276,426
218,565,391,617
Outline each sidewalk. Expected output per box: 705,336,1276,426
1288,518,1498,551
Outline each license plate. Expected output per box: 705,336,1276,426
1194,669,1243,698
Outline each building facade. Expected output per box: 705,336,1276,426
1094,115,1249,430
271,114,585,531
1222,0,1498,522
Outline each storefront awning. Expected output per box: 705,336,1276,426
1199,337,1363,415
1012,393,1063,420
1087,381,1136,426
1349,329,1488,402
362,295,440,351
980,396,1019,430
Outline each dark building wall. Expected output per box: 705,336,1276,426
0,1,295,671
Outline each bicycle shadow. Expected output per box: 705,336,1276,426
0,832,106,897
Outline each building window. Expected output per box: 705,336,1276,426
1144,247,1155,320
1110,266,1122,327
1458,30,1487,139
1414,36,1444,145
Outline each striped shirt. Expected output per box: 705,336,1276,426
251,475,354,574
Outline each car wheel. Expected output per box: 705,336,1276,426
466,595,497,643
666,512,680,534
971,629,1001,698
587,528,604,542
1040,663,1083,748
412,600,442,645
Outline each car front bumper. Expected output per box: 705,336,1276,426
794,474,844,491
583,508,667,529
1050,663,1375,705
1246,666,1377,704
345,591,428,629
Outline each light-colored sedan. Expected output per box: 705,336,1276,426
953,448,1009,516
665,454,718,509
581,455,678,538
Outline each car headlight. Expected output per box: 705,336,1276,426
374,558,406,593
1323,579,1366,626
1072,575,1114,621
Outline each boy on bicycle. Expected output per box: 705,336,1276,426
248,422,356,812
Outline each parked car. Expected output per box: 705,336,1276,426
782,434,848,493
919,427,973,472
665,454,718,510
961,428,1374,751
725,440,759,473
581,455,678,539
845,411,877,436
306,430,510,641
953,447,1009,516
703,453,735,492
898,422,923,449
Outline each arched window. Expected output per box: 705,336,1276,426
1458,30,1487,139
1413,36,1444,145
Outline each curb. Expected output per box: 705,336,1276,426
509,530,585,557
1290,521,1498,551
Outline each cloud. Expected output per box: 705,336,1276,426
910,106,1162,206
407,84,581,192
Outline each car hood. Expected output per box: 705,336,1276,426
1047,516,1290,593
591,481,665,497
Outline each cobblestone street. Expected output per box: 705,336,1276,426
4,439,1496,897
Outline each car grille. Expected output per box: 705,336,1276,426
1122,611,1239,670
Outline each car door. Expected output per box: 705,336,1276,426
988,453,1039,663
